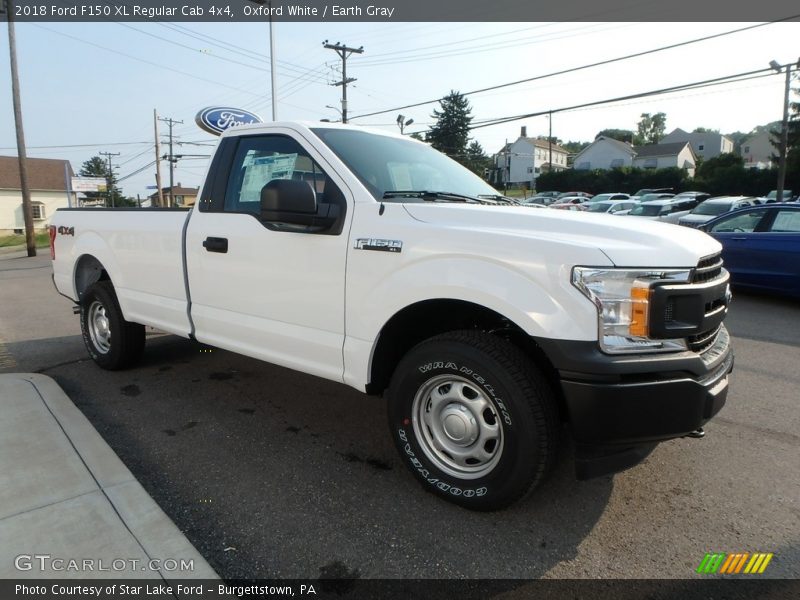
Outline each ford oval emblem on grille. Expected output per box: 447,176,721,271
195,106,263,136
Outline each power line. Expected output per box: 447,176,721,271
349,18,799,121
464,69,778,132
34,24,267,100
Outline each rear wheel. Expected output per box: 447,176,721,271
80,281,145,370
387,330,558,510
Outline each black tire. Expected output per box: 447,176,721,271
80,281,145,370
387,330,558,511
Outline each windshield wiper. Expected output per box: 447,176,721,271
477,194,520,205
382,190,510,204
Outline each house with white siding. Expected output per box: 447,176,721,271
572,136,636,171
660,128,734,160
0,156,76,234
491,127,569,187
632,142,697,177
739,130,775,169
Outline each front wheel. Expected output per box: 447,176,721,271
387,330,558,511
80,281,145,370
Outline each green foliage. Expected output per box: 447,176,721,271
561,140,590,155
595,129,634,143
464,140,490,176
634,112,667,145
79,155,131,207
426,91,473,162
536,166,688,195
535,152,794,198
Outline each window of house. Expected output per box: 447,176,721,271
31,202,45,220
643,158,658,169
744,146,750,153
610,158,624,168
527,166,533,174
698,144,705,151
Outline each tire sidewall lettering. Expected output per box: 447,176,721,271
416,360,513,426
398,427,488,498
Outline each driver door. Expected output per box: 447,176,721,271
185,133,351,382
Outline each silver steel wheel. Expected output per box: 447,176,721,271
412,374,504,479
87,300,112,354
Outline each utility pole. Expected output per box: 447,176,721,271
153,109,164,207
99,152,120,207
770,59,797,203
323,41,363,124
158,116,183,206
246,0,277,120
548,111,553,180
6,2,36,256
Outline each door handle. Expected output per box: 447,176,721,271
203,236,228,253
731,236,747,241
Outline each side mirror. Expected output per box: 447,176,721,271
260,179,339,230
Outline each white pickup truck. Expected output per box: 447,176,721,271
51,122,733,510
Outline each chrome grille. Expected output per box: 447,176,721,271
693,253,723,283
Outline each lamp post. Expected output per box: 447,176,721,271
770,59,797,203
325,105,343,122
396,114,414,135
248,0,277,120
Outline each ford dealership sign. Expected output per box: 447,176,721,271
195,107,263,136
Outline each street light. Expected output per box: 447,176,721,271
396,114,414,134
325,105,342,122
247,0,277,121
770,58,798,203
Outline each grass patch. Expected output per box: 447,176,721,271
0,232,51,248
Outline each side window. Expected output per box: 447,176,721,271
224,135,332,216
709,210,765,233
770,210,800,232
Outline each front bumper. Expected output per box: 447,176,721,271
536,325,733,478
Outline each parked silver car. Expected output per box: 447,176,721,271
678,196,757,228
627,195,705,223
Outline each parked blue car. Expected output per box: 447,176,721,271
701,204,800,298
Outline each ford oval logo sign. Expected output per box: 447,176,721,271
195,106,263,136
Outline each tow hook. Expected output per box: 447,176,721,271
685,428,705,439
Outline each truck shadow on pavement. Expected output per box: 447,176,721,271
50,334,614,581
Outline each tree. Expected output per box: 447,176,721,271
692,127,719,134
426,91,473,163
634,112,667,145
463,140,490,177
79,155,133,207
595,129,634,144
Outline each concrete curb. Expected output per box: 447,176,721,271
0,373,218,580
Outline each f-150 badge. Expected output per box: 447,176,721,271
354,238,403,253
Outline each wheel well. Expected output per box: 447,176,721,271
75,255,110,301
367,299,564,416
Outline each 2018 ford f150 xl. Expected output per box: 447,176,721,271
51,122,733,510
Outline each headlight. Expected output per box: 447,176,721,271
572,267,691,354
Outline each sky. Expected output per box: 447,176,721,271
1,18,799,198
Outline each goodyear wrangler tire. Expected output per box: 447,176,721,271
388,330,558,511
80,281,145,370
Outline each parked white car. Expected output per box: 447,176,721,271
585,200,638,215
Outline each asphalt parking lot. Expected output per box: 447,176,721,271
1,253,798,581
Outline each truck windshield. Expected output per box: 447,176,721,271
311,128,500,201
